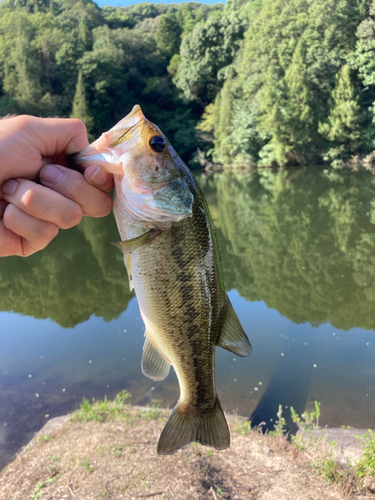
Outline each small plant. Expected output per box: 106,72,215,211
110,445,122,458
73,390,131,423
291,401,321,430
216,487,224,498
290,401,320,437
302,401,321,427
79,458,95,474
269,405,286,437
47,454,61,474
354,430,375,480
312,457,342,484
140,404,160,420
206,449,212,457
234,420,252,435
36,434,53,443
30,481,45,499
290,402,321,450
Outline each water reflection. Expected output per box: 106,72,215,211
0,214,134,327
203,168,375,330
2,168,375,331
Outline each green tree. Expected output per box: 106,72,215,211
174,12,245,104
319,65,364,159
155,10,182,58
232,0,368,165
70,70,94,137
259,42,317,164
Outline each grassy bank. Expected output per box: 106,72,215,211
0,394,374,499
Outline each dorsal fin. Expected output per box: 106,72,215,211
217,296,252,357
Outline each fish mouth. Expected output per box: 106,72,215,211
107,118,143,148
67,106,147,175
67,104,194,225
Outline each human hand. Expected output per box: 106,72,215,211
0,115,113,257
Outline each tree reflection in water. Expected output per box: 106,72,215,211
2,168,375,331
0,213,134,327
203,168,375,331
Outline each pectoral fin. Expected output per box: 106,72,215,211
112,230,152,254
142,334,171,381
217,296,252,357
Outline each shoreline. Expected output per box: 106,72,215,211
1,404,373,499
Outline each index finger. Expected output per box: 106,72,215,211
18,116,90,158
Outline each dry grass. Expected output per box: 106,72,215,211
0,407,371,500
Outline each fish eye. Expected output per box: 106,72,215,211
149,136,166,153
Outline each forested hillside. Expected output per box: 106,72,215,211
178,0,375,166
0,0,222,162
0,0,374,166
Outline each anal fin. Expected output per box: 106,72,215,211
217,295,252,357
142,334,171,381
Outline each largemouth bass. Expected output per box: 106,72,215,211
71,105,252,454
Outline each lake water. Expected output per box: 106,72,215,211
1,167,375,469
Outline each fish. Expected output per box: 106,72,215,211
70,105,252,455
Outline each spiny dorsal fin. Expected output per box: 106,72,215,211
142,334,171,381
217,296,252,357
157,397,230,455
112,230,152,254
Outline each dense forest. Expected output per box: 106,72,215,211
0,0,375,166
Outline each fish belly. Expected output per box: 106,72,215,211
114,192,224,413
113,173,232,454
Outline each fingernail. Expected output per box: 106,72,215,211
40,165,64,184
3,179,18,196
86,166,107,186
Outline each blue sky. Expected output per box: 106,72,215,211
95,0,224,7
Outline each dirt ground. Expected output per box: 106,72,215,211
0,407,372,500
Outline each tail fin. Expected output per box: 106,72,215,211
157,397,230,455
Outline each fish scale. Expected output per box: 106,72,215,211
72,104,252,455
115,171,221,413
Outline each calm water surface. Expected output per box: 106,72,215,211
1,167,375,468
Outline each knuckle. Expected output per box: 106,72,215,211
69,118,87,136
67,173,84,199
102,195,113,216
40,222,59,240
61,203,83,228
86,193,112,218
15,115,34,129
